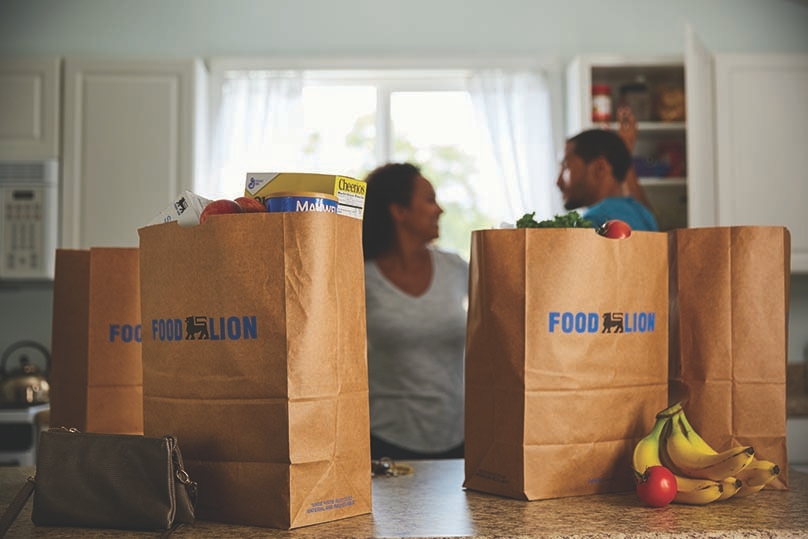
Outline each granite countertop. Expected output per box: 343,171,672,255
1,461,807,539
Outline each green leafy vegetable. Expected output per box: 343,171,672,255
516,211,594,229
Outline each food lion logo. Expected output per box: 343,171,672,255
548,311,656,334
108,323,142,343
150,315,258,342
184,316,209,339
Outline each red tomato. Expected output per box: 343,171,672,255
636,465,677,508
599,219,632,239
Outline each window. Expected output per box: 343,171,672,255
207,63,561,259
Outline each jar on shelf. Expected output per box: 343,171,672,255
654,83,686,122
619,75,651,121
591,83,612,122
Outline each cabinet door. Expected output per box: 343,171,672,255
0,57,61,160
684,25,716,228
62,59,206,248
714,54,808,272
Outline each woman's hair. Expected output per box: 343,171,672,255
361,162,421,261
568,129,631,182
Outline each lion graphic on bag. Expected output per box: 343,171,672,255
601,312,624,333
184,316,210,340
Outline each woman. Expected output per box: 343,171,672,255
362,162,468,460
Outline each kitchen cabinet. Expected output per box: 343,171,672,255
788,417,808,468
711,53,808,273
0,57,61,161
61,58,207,248
566,55,688,231
686,25,808,272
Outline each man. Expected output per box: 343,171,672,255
556,115,659,232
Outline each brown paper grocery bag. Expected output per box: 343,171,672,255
138,212,371,529
668,226,790,489
464,228,669,501
49,248,143,434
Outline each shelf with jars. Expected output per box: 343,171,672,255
566,56,688,231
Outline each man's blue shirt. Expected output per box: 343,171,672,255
583,196,659,232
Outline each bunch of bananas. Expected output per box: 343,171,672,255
633,402,781,505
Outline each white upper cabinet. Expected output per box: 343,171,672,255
684,25,716,229
686,24,808,272
62,58,207,248
712,53,808,272
0,57,61,160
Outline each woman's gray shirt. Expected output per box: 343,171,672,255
364,248,469,453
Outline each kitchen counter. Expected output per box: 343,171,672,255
1,461,807,538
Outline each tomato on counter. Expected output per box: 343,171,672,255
636,465,677,507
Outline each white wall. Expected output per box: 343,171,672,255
1,0,807,59
1,0,807,362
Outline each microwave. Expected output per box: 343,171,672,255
0,160,58,280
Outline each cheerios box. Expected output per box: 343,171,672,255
244,172,366,219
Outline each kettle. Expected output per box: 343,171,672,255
0,340,51,407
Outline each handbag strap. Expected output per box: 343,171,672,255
0,476,35,538
161,523,185,538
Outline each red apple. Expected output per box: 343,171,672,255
234,196,266,213
199,199,242,223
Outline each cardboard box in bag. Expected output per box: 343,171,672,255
49,248,143,434
138,212,371,529
244,172,366,219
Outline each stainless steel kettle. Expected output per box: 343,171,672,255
0,340,51,407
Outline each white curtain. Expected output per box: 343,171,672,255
467,70,561,221
205,70,305,199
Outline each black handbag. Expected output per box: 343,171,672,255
0,428,197,537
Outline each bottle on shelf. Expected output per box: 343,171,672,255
591,83,612,123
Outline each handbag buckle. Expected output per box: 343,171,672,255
49,426,80,433
175,469,191,485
